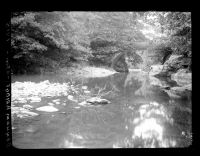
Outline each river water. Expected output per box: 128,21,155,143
11,70,192,148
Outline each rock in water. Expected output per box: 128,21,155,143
67,95,77,102
36,106,58,112
149,65,164,76
29,97,41,103
82,86,88,90
22,104,33,110
12,107,39,118
84,90,90,94
78,101,88,106
78,97,111,106
149,55,184,77
87,97,110,105
48,102,54,106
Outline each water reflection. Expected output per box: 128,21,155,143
108,71,189,148
114,99,177,148
131,101,176,148
61,139,85,148
12,71,192,148
61,133,85,148
133,118,163,141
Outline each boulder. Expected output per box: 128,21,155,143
67,95,78,102
78,97,111,106
163,55,183,70
87,97,110,105
22,104,33,110
164,55,183,66
82,86,88,90
36,106,58,112
149,65,164,76
160,55,188,76
149,55,191,77
12,107,39,118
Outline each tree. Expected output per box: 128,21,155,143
11,12,75,73
137,12,191,71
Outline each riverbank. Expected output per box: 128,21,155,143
58,63,117,78
148,54,192,99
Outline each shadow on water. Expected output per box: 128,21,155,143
11,71,192,148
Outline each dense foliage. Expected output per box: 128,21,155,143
155,12,191,59
11,12,66,74
10,11,191,74
166,12,191,71
136,12,191,71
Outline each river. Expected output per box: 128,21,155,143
11,70,192,148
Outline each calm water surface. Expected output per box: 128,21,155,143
11,71,192,148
